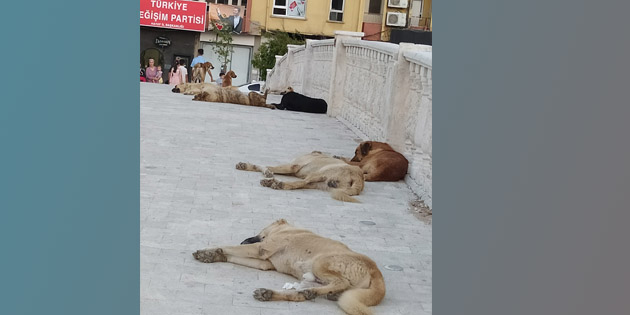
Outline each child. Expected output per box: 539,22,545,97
216,72,225,86
157,66,163,84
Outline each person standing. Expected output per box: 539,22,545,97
190,49,206,68
168,59,182,86
145,58,160,83
178,59,188,84
216,6,243,34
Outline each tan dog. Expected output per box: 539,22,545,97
336,141,409,181
235,151,364,202
192,219,386,315
171,82,220,95
192,62,214,83
193,88,275,109
222,70,237,89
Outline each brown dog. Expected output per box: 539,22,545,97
193,88,275,109
236,151,364,202
336,141,409,181
192,62,214,83
222,70,237,88
192,219,386,315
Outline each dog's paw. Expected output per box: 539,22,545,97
260,178,274,187
253,288,273,301
270,180,284,190
299,289,318,300
192,248,227,263
262,169,274,178
235,162,248,170
326,292,342,301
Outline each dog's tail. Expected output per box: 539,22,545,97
330,172,364,203
330,189,360,203
336,268,386,315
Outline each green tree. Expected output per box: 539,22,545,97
212,25,234,73
252,31,305,81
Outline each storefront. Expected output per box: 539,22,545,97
140,0,207,83
140,27,200,83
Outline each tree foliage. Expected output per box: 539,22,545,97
212,26,234,72
252,31,305,81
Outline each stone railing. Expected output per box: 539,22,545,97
265,31,432,208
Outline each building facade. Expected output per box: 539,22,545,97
248,0,366,38
363,0,432,42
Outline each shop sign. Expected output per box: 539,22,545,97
140,0,207,32
154,36,171,47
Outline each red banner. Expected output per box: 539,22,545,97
140,0,207,32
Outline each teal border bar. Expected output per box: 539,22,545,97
0,1,139,314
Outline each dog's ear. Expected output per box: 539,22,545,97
361,142,372,156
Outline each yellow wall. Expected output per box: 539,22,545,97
250,0,365,37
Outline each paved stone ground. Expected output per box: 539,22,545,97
140,82,432,315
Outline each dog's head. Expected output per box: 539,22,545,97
172,83,186,93
225,70,237,78
240,219,289,245
351,141,374,162
203,62,214,70
279,86,294,95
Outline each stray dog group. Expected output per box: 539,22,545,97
162,80,414,314
171,82,275,109
236,151,364,203
193,219,386,315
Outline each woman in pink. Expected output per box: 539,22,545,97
145,58,160,83
168,60,182,86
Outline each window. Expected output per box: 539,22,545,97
329,0,344,22
273,0,306,18
368,0,382,14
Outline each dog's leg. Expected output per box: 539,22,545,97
252,288,318,302
266,164,300,175
226,256,275,271
260,175,326,190
193,244,262,263
332,155,351,163
235,162,274,178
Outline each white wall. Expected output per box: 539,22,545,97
265,31,433,208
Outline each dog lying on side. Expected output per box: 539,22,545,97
235,151,364,202
171,82,221,95
222,70,238,89
335,141,409,181
273,87,328,114
193,219,386,315
192,62,214,83
193,88,275,109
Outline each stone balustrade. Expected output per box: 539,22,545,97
265,31,433,208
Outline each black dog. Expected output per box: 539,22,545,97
273,87,328,114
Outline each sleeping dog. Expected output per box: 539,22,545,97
273,87,328,114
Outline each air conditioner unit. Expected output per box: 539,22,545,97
388,0,409,9
386,12,407,27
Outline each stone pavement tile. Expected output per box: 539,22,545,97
140,83,432,314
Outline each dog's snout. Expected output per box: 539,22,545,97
172,87,180,93
241,236,261,245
